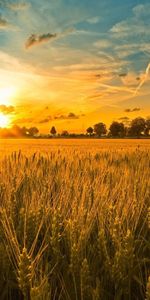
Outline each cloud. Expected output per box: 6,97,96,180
136,77,141,81
86,16,101,24
135,62,150,95
0,50,28,71
132,108,141,112
94,39,112,49
68,112,79,119
54,112,79,120
8,2,30,11
120,72,140,87
25,33,57,49
25,28,74,49
132,4,150,18
0,14,9,29
0,105,15,114
118,116,130,124
124,108,141,113
119,73,127,77
39,116,52,124
110,4,150,38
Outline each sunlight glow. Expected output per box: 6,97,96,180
0,114,10,128
0,86,16,105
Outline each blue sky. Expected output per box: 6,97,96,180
0,0,150,132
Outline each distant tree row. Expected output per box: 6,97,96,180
0,117,150,138
50,117,150,138
87,117,150,137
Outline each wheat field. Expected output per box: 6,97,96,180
0,139,150,300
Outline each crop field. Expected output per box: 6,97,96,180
0,139,150,300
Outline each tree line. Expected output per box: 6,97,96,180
50,117,150,138
0,117,150,138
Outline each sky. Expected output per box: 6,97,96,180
0,0,150,133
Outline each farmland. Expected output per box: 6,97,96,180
0,139,150,300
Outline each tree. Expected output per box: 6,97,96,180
144,117,150,136
28,127,39,137
94,123,107,137
86,127,94,136
61,130,69,136
21,127,28,137
129,117,146,137
50,126,57,136
109,122,125,137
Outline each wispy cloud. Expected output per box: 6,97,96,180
120,72,141,87
25,33,57,49
86,16,101,24
135,62,150,95
132,4,150,17
0,105,15,114
8,2,30,11
110,3,150,38
124,108,141,113
0,14,9,28
54,112,79,120
94,39,112,49
39,116,52,124
119,73,127,77
118,116,130,124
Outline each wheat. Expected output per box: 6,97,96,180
0,141,149,299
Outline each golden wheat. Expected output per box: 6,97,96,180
0,140,149,299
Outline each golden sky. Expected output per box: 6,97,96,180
0,0,150,133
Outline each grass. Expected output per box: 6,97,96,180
0,141,150,299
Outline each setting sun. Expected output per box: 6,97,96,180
0,114,10,128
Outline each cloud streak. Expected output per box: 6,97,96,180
135,62,150,95
54,113,79,120
0,105,15,114
124,108,141,113
39,116,52,124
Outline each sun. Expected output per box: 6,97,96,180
0,114,10,128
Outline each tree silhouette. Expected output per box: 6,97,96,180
86,127,94,136
28,127,39,137
50,126,57,136
109,122,125,137
144,117,150,136
94,123,107,137
129,117,146,137
61,130,69,136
